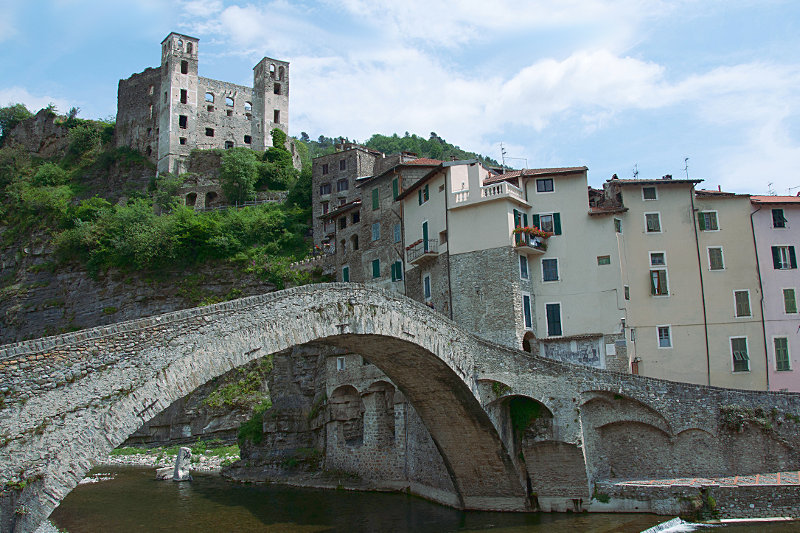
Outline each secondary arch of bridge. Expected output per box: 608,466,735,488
0,285,527,533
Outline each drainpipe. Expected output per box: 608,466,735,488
444,169,454,320
750,205,770,391
690,188,712,386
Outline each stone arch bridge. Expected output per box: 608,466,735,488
2,284,800,532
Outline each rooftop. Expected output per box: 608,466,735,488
605,176,703,186
751,195,800,204
484,166,587,185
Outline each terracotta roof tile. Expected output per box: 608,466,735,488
484,166,587,184
751,195,800,204
406,158,442,166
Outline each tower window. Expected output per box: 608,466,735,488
244,135,251,144
179,137,186,145
269,64,276,78
225,97,234,107
148,85,154,95
244,101,252,111
179,115,188,129
205,92,214,103
279,66,285,80
180,60,188,74
180,89,187,104
205,128,214,137
274,84,281,95
274,110,280,123
226,110,233,116
225,141,234,149
207,105,214,112
186,42,193,54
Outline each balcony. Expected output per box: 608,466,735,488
452,181,527,207
407,239,439,265
514,232,547,255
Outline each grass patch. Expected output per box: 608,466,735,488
237,398,273,445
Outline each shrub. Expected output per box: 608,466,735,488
32,162,68,186
68,124,100,155
220,147,259,203
0,103,33,145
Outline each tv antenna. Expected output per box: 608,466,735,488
632,164,639,179
683,157,689,179
768,182,775,195
500,143,508,171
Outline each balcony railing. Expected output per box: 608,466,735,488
452,181,526,206
514,232,547,254
407,239,439,264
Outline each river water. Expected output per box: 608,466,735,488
49,467,797,532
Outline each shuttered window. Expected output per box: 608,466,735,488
545,303,562,336
731,337,749,372
734,290,751,317
542,258,559,282
650,269,668,295
391,261,403,282
698,211,718,231
772,246,797,269
392,178,399,199
775,338,790,371
645,213,661,233
773,209,787,228
371,259,380,279
372,188,379,210
784,289,797,313
708,247,724,270
342,266,349,283
522,294,532,329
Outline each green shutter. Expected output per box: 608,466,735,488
372,259,380,278
422,221,429,251
553,212,562,235
424,184,429,201
698,212,706,231
791,247,797,269
418,189,423,205
523,213,528,227
513,209,521,228
392,178,398,199
532,214,540,229
773,246,781,269
785,289,797,313
372,188,379,210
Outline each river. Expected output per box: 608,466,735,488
48,467,798,532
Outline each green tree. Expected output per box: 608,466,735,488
68,124,100,155
220,147,259,203
31,162,69,186
0,103,33,146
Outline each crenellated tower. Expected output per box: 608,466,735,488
252,57,290,150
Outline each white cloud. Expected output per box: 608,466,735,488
0,87,71,115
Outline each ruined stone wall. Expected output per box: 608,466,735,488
115,67,161,164
194,78,254,151
5,110,70,159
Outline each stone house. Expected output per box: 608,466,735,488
116,32,290,176
750,195,800,392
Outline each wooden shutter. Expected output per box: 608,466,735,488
418,189,423,205
513,209,521,227
791,247,797,269
372,188,379,210
553,212,562,235
773,246,781,269
422,221,429,251
372,259,380,278
546,304,562,336
532,214,540,229
424,184,429,201
697,212,706,231
392,178,399,199
523,213,528,227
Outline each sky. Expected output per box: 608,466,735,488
1,0,799,193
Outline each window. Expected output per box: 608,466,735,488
180,89,187,104
418,184,430,205
536,178,554,192
439,230,447,244
642,186,657,200
179,115,188,129
784,288,797,313
225,141,234,149
545,303,562,336
393,223,401,243
180,60,188,74
392,178,399,199
205,92,214,102
650,252,666,266
614,218,622,233
423,274,432,300
542,258,559,282
207,105,214,112
391,261,403,282
336,357,346,371
186,42,192,54
179,137,186,145
164,91,168,103
624,285,630,300
274,84,281,95
597,255,611,265
322,163,329,175
734,290,751,317
708,247,724,270
372,188,379,210
657,325,672,348
650,269,668,296
149,104,153,119
731,337,750,372
274,110,280,123
148,84,154,95
532,213,562,235
772,246,797,269
320,183,331,195
372,259,380,279
225,97,234,107
339,159,346,171
522,293,533,329
775,337,791,371
244,135,251,144
244,101,252,111
337,179,349,192
519,255,529,280
772,209,787,228
342,266,349,282
226,110,233,116
698,211,719,231
645,213,661,233
205,127,214,137
351,235,359,251
371,222,380,241
352,211,360,223
338,217,346,230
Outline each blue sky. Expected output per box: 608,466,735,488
1,0,799,193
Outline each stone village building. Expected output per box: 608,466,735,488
116,32,290,178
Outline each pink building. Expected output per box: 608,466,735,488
751,196,800,391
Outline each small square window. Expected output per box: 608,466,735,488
322,163,329,175
542,258,559,282
650,252,666,266
207,105,214,112
597,255,611,266
536,178,554,192
205,128,214,137
226,110,233,117
642,186,657,200
224,141,234,149
698,211,719,231
336,357,346,371
657,326,671,348
179,115,188,129
645,213,661,233
319,183,331,195
179,137,186,145
337,179,349,192
244,135,251,144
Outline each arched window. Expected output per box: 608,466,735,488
177,39,183,49
186,42,193,54
185,193,197,207
244,101,252,111
278,66,285,80
205,92,214,103
269,64,276,79
145,146,152,157
205,191,218,206
330,385,364,446
225,96,234,107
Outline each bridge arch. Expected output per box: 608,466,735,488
0,284,527,532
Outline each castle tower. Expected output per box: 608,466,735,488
252,57,290,151
157,32,200,174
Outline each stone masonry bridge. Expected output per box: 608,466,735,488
2,284,800,532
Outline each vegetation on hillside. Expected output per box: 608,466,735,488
298,131,499,166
